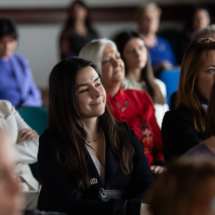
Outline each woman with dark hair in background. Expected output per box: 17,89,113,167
59,0,99,59
162,38,215,161
0,18,42,107
38,58,153,215
79,39,164,172
177,6,211,64
114,31,168,128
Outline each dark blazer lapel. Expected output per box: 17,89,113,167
105,139,119,187
86,152,103,190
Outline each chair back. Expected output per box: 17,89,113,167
157,67,180,106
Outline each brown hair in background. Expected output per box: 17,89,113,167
147,159,215,215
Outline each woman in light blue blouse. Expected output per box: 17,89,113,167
0,18,42,107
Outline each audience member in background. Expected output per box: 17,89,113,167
177,6,211,64
183,79,215,158
170,25,215,110
135,3,177,74
0,130,23,215
147,159,215,215
192,25,215,41
79,39,164,172
0,18,42,107
162,38,215,161
38,58,153,215
59,0,99,60
114,31,168,127
0,100,39,209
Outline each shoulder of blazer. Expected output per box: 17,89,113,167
163,105,193,125
12,54,28,69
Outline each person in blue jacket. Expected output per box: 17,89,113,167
0,18,42,107
135,3,177,75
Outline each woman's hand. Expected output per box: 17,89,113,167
151,165,166,174
140,203,150,215
16,129,38,144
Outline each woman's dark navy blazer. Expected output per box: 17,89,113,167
37,122,153,215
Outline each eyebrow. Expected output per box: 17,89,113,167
206,65,215,68
76,77,100,89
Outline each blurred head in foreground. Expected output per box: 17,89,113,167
0,131,22,215
147,159,215,215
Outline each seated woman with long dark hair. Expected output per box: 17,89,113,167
38,58,153,215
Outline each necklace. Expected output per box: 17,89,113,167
86,130,103,143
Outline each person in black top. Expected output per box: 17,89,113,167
37,58,153,215
162,38,215,161
59,0,99,60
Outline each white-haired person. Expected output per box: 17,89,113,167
79,39,165,172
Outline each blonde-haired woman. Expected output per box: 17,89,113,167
162,38,215,161
135,3,177,73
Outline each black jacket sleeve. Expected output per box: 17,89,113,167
38,123,153,215
121,122,153,214
161,108,207,161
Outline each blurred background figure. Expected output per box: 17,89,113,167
59,0,99,60
114,31,168,127
0,100,39,209
0,130,23,215
177,6,211,64
147,159,215,215
135,3,177,75
0,18,42,107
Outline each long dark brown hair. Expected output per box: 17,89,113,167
114,31,165,105
48,57,134,189
176,38,215,132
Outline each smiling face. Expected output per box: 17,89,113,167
76,66,106,119
0,35,17,59
196,50,215,101
101,44,125,87
0,133,22,215
123,38,148,71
